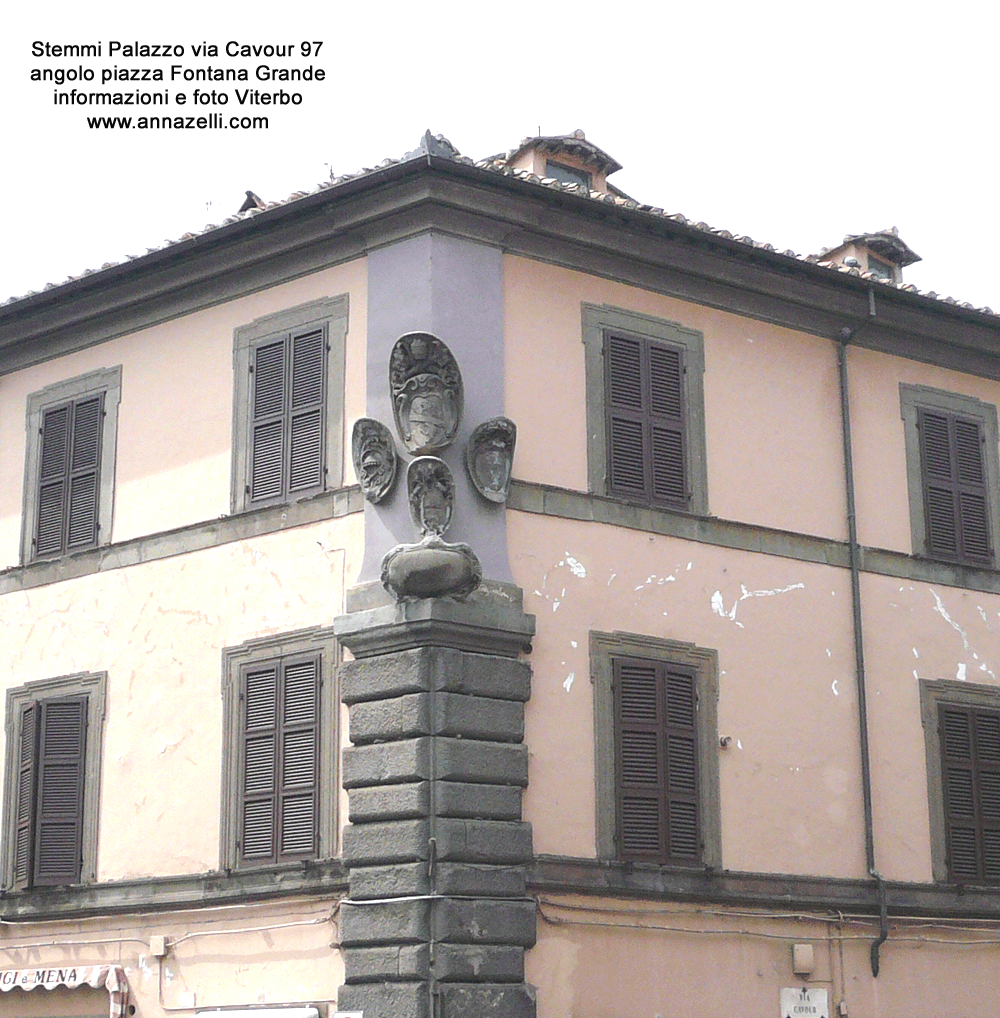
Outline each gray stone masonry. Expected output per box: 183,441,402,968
334,587,537,1018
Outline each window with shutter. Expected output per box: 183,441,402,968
232,296,348,514
2,673,105,891
221,628,337,872
238,655,319,866
583,305,707,516
592,632,720,870
901,386,1000,571
22,368,122,565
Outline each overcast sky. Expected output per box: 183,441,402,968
5,2,998,313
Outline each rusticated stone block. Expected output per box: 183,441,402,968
343,943,525,983
344,738,528,789
348,862,527,900
433,898,536,947
434,818,533,864
349,782,430,823
438,982,536,1018
349,692,524,744
341,645,531,704
343,819,430,866
436,781,523,820
339,898,431,947
337,981,429,1018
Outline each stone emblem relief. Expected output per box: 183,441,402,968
352,418,398,504
390,332,464,454
407,457,455,536
466,417,516,503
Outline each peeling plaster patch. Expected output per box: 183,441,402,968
565,555,587,578
163,967,174,985
607,573,617,585
552,600,561,612
913,670,919,680
711,582,805,625
737,739,743,750
534,590,543,597
563,673,575,693
930,590,971,650
979,606,989,622
570,640,578,648
913,647,919,658
957,663,968,681
137,955,153,980
686,562,692,570
826,648,832,658
831,680,839,696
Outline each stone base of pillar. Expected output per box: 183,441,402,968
334,583,537,1018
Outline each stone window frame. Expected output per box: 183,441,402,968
582,304,709,515
900,383,1000,567
920,677,1000,884
590,630,721,868
230,295,348,514
220,626,340,871
20,366,123,564
1,671,108,889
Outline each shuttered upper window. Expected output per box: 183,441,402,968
606,334,688,508
232,296,348,514
2,673,106,891
583,305,707,516
221,629,338,871
918,408,992,566
901,385,1000,570
592,632,720,869
21,368,122,565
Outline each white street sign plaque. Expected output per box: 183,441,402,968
780,987,829,1018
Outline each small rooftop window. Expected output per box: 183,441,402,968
545,160,592,189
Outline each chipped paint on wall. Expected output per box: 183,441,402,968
710,582,805,627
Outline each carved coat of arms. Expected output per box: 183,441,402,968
389,333,463,454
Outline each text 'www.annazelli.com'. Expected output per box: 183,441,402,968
86,114,268,129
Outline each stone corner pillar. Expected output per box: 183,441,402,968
334,580,537,1018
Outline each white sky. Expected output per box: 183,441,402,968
4,2,999,312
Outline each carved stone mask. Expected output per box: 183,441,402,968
390,333,463,454
466,417,516,503
407,456,455,537
352,418,397,504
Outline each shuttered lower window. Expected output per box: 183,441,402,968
248,327,327,505
939,703,1000,883
918,408,993,567
13,697,87,889
33,394,104,559
238,654,320,866
606,334,688,509
613,656,700,864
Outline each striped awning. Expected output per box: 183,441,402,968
0,964,128,1018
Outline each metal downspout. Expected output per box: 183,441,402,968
837,312,888,976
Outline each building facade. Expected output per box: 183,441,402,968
2,130,1000,1018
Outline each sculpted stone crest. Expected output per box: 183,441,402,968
466,417,516,503
352,418,398,504
381,456,482,601
390,333,463,454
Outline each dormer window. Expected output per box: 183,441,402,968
545,160,592,189
868,256,894,282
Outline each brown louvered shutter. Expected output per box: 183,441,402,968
13,703,39,890
250,339,288,503
34,395,104,559
940,704,1000,883
249,329,326,505
919,409,992,566
239,656,319,866
614,657,700,864
33,697,87,886
606,335,688,509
